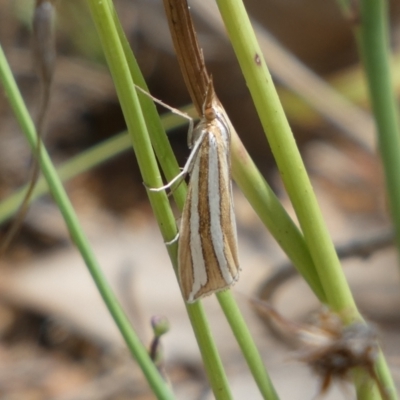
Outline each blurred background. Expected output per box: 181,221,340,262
0,0,400,399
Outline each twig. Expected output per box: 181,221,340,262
0,0,56,255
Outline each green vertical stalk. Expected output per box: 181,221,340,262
85,2,233,399
217,292,279,400
215,0,355,316
353,1,400,398
357,0,400,269
0,45,175,400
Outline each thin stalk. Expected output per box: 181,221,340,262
216,0,356,318
0,45,175,400
230,132,326,302
111,9,188,210
357,0,400,271
185,301,234,400
353,1,400,398
85,2,233,398
217,291,279,400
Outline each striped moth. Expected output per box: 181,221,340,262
150,80,240,302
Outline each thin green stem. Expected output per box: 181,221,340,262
230,133,326,302
111,9,188,211
85,2,233,399
357,0,400,272
352,1,400,398
216,0,356,317
185,301,233,400
0,45,175,400
217,292,279,400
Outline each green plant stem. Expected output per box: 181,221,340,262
0,44,175,400
375,352,398,400
112,9,188,211
354,1,400,399
357,0,400,271
85,2,233,399
230,133,326,302
86,0,177,244
217,291,279,400
185,301,234,399
216,0,355,317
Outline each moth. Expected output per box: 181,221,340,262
150,79,240,302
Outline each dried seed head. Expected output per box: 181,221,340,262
252,300,387,398
297,320,378,378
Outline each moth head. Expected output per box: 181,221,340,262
204,105,217,121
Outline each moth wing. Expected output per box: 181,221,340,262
178,126,240,303
178,138,209,302
178,175,196,302
218,137,240,281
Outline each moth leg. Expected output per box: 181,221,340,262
148,169,187,193
148,130,207,192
